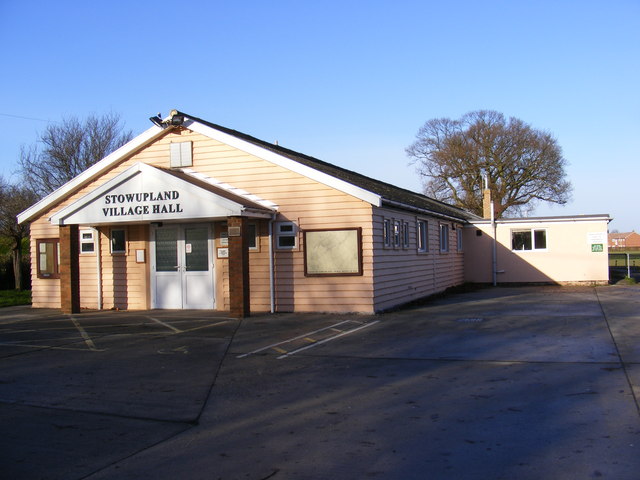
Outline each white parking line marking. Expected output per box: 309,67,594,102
277,320,380,359
180,320,230,333
236,320,355,358
147,316,182,333
0,342,103,351
70,317,99,351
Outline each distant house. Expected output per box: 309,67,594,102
609,231,640,249
17,110,612,317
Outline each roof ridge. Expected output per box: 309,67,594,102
177,111,476,221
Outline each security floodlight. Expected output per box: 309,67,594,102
149,115,165,128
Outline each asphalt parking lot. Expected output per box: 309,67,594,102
1,285,640,480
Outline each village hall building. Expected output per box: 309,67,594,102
17,110,611,317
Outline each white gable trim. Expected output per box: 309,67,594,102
18,115,383,224
184,120,382,207
17,125,169,224
49,163,275,226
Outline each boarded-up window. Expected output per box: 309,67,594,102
304,228,362,276
170,141,193,168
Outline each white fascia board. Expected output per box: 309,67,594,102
185,120,382,207
17,125,168,224
471,214,612,226
49,163,146,225
50,162,255,225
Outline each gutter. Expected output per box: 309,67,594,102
381,198,473,224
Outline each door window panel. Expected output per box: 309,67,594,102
185,227,208,271
156,228,178,271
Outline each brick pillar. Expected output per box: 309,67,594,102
59,224,80,314
228,216,250,318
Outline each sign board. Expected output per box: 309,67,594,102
591,244,604,253
50,163,268,225
587,232,607,245
304,228,362,276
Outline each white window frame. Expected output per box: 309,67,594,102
80,229,95,254
275,221,297,250
247,223,259,251
511,228,547,251
402,221,410,248
457,227,463,252
110,228,126,254
393,220,401,248
417,220,428,253
440,223,449,253
383,219,391,247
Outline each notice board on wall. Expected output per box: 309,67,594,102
304,228,362,276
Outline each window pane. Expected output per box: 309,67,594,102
185,227,208,271
81,242,95,253
403,222,410,247
279,236,296,248
247,224,257,249
37,240,59,278
393,222,400,247
418,221,428,252
512,231,532,250
440,224,449,251
383,220,390,246
534,229,547,249
156,229,178,271
39,242,54,274
111,229,126,253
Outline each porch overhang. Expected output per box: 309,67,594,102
49,162,276,226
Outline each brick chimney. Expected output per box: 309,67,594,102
482,187,492,219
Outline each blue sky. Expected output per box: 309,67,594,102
1,0,638,231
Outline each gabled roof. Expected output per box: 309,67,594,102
18,110,477,224
608,231,639,240
180,111,478,222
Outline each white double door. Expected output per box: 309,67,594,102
152,224,215,309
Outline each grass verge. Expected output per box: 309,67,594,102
0,290,31,307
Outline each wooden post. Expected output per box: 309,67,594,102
59,224,80,314
228,216,250,318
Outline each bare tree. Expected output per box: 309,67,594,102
19,112,133,198
0,180,38,289
406,110,572,218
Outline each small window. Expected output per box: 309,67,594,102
111,229,126,254
37,238,60,279
512,229,547,251
276,222,297,249
440,224,449,252
247,223,258,250
457,228,463,252
393,221,401,248
170,141,193,168
80,229,95,254
417,220,428,253
402,221,410,248
383,219,391,247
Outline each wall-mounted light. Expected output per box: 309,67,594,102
149,110,186,128
149,114,165,128
170,114,185,126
